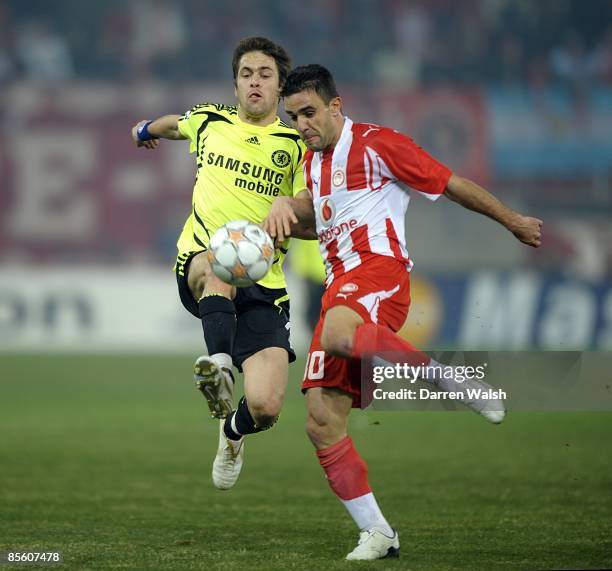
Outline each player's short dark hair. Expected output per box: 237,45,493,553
281,64,340,103
232,37,291,88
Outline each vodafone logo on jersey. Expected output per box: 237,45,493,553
319,198,336,229
318,218,358,243
317,197,358,242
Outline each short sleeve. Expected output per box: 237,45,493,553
370,128,452,201
177,104,208,154
289,139,308,197
292,159,307,197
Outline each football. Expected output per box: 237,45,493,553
207,220,275,287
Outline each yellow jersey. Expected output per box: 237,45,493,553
175,102,306,290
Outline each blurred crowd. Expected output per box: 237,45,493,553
1,0,611,278
1,0,611,87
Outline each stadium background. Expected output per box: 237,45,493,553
1,1,611,569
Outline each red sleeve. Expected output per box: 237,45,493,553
368,127,452,198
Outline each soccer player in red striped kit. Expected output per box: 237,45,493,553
264,65,543,561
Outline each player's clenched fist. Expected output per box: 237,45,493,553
511,215,543,247
131,119,160,149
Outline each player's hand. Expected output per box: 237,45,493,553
263,196,298,247
510,215,543,247
131,120,160,150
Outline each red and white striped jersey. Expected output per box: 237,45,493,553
303,117,452,286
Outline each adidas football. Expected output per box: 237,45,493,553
207,220,275,287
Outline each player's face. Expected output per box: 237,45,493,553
283,90,342,152
235,51,280,121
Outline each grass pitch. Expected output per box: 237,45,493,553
1,354,611,570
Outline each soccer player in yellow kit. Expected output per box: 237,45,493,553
130,37,313,490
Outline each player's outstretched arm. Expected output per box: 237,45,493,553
131,115,186,149
263,192,317,244
444,174,543,247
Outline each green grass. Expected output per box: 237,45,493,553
1,354,611,570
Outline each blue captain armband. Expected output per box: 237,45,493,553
136,120,159,141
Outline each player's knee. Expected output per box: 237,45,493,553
321,305,364,358
250,400,282,430
321,313,358,358
320,329,353,359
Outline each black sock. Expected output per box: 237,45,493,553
224,397,259,440
198,295,236,357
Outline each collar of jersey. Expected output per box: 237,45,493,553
235,111,281,132
319,116,353,157
337,116,353,147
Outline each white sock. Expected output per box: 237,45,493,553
211,352,232,371
342,492,393,536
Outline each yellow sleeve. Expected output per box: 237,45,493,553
177,104,209,154
291,140,308,197
292,164,307,197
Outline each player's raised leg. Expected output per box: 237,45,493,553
187,252,237,419
223,347,288,440
323,306,505,424
214,347,288,490
305,386,399,561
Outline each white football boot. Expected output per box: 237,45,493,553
194,355,234,419
212,420,244,490
437,374,505,424
346,527,400,561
